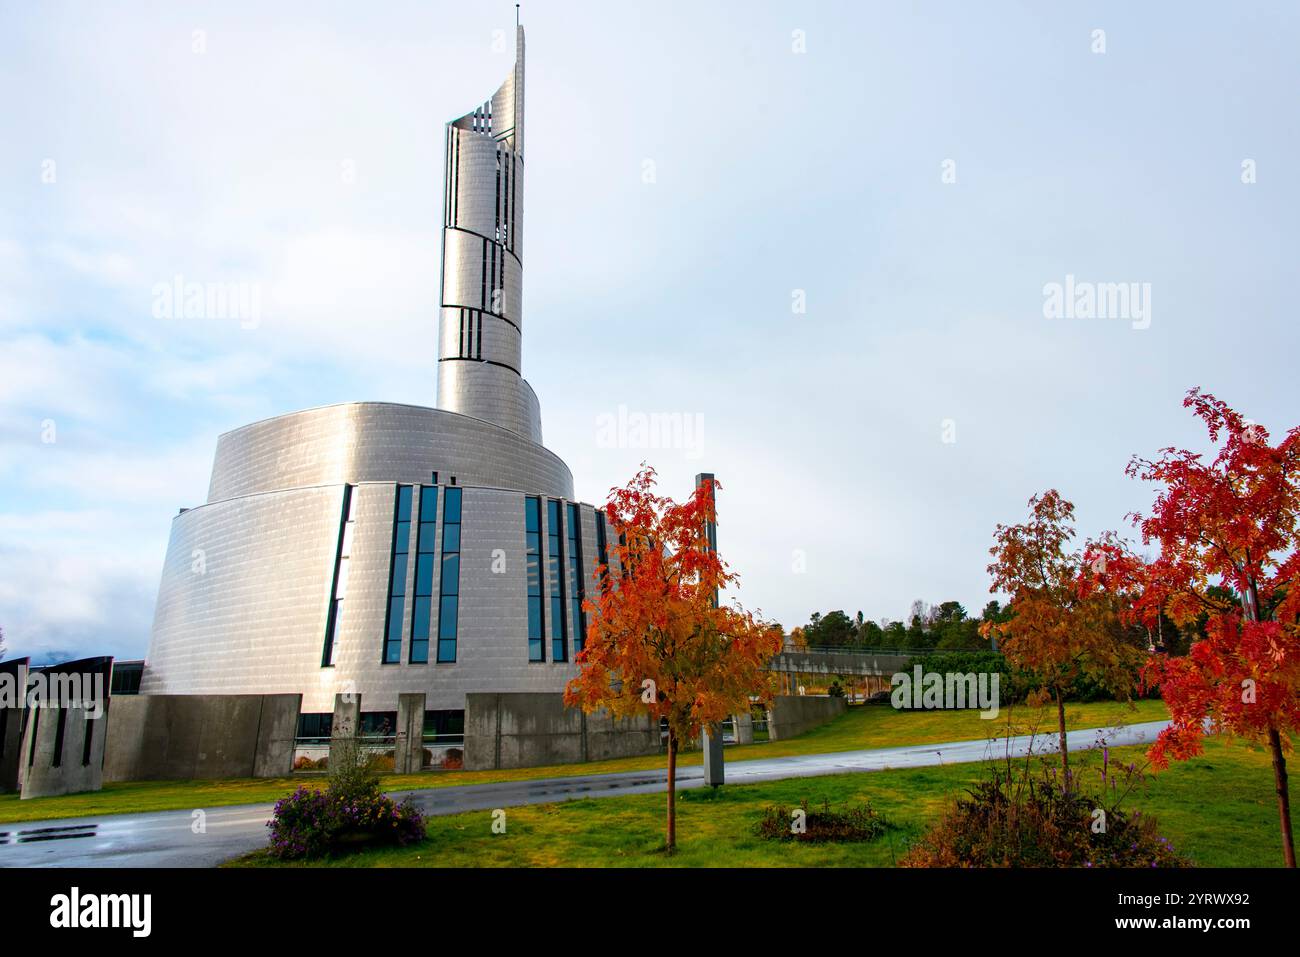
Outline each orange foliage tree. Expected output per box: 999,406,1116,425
1081,389,1300,867
564,466,781,851
981,490,1141,784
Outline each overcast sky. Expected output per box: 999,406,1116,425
2,0,1297,662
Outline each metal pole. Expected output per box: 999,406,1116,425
696,473,724,787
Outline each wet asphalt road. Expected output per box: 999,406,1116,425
0,719,1169,868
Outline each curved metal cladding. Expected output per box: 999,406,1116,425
438,25,541,442
206,402,573,502
143,484,610,713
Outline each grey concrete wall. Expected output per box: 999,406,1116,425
465,692,658,771
103,693,301,782
18,702,109,799
395,693,425,773
0,706,24,793
733,711,754,745
767,695,848,742
0,658,30,793
328,693,361,770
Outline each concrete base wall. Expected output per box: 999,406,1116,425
465,693,659,771
0,658,31,793
103,693,301,782
733,712,754,745
767,695,847,742
395,693,425,773
19,702,109,799
0,706,24,793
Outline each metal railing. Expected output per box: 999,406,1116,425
782,645,941,656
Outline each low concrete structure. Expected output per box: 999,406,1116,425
733,711,754,745
464,692,659,771
13,657,114,798
766,694,847,742
103,693,300,782
0,657,31,793
19,701,110,799
395,693,426,773
328,692,362,769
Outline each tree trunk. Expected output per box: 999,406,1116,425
1055,688,1070,789
666,730,677,852
1268,726,1296,868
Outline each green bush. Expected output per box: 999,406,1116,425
755,799,889,844
900,761,1191,868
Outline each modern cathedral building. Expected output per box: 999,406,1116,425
142,26,614,742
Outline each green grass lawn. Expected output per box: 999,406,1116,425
0,698,1167,825
228,736,1291,869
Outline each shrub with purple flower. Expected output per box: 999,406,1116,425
267,781,426,860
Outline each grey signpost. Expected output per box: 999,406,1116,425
697,472,724,787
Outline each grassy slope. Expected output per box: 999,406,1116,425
229,736,1290,869
0,699,1167,825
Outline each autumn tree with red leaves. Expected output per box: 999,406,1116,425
563,466,781,852
1082,389,1300,867
982,491,1142,785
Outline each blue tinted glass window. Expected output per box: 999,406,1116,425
441,522,460,554
525,497,544,661
432,486,462,663
410,637,428,664
397,485,413,522
418,522,437,553
547,500,566,661
441,553,460,592
323,486,354,667
438,596,458,639
443,487,462,524
528,598,543,644
412,596,431,642
415,553,435,597
420,485,438,519
392,552,408,595
384,595,404,664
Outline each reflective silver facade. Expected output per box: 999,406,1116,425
436,26,541,443
143,27,607,715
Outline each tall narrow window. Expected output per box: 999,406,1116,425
410,485,438,664
27,709,39,767
566,503,586,653
547,499,567,662
82,715,95,767
525,496,544,661
51,707,67,768
322,485,355,667
595,509,610,590
383,485,414,664
437,487,462,663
